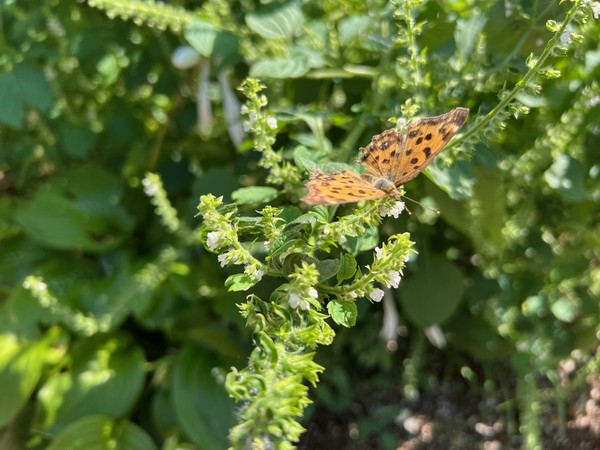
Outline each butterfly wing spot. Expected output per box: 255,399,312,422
423,147,431,158
405,148,413,156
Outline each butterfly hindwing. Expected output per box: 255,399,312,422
301,170,387,205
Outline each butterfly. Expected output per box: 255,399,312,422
301,107,469,205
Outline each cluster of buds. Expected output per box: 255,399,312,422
198,194,264,283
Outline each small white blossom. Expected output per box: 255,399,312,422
348,291,358,298
338,235,347,244
593,3,600,19
249,112,258,123
266,117,278,129
243,121,251,132
240,105,249,114
380,200,405,218
217,254,228,267
375,247,384,260
206,231,222,251
298,299,310,310
248,266,263,281
386,270,402,289
560,31,572,45
308,287,319,299
370,288,384,302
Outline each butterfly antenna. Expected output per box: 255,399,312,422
402,195,440,214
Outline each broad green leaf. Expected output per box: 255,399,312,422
250,57,309,79
401,254,465,327
224,273,257,292
294,146,319,172
185,20,238,59
544,154,586,202
38,335,146,434
0,332,54,427
172,346,233,450
0,64,52,129
327,299,357,327
342,225,379,255
337,254,357,283
231,186,279,204
47,415,156,450
338,15,371,45
316,259,340,282
60,127,97,159
245,1,304,39
15,192,117,252
454,16,487,63
427,160,476,200
283,253,318,277
270,230,302,259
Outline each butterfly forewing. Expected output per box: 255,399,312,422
393,107,469,185
301,170,387,205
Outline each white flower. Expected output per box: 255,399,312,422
266,117,278,129
308,287,318,299
593,3,600,19
248,266,263,281
249,112,258,123
348,291,358,298
338,235,347,245
240,105,249,114
375,247,384,260
370,288,384,302
560,31,572,45
386,270,402,289
243,121,251,132
217,254,228,267
298,300,310,310
288,293,301,309
380,200,405,218
206,231,222,251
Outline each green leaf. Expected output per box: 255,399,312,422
245,1,304,39
427,160,476,200
455,16,487,62
0,331,53,427
172,346,233,450
269,230,302,259
15,192,118,252
185,20,238,59
60,127,97,159
337,254,357,283
0,64,52,129
338,15,371,45
293,146,319,172
283,253,318,277
327,299,357,327
342,225,379,255
47,416,156,450
231,186,279,204
225,273,257,291
316,259,340,282
401,254,465,327
39,335,146,434
250,57,309,79
544,154,586,202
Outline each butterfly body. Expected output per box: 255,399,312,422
302,108,469,205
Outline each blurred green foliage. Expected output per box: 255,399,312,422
1,0,599,449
